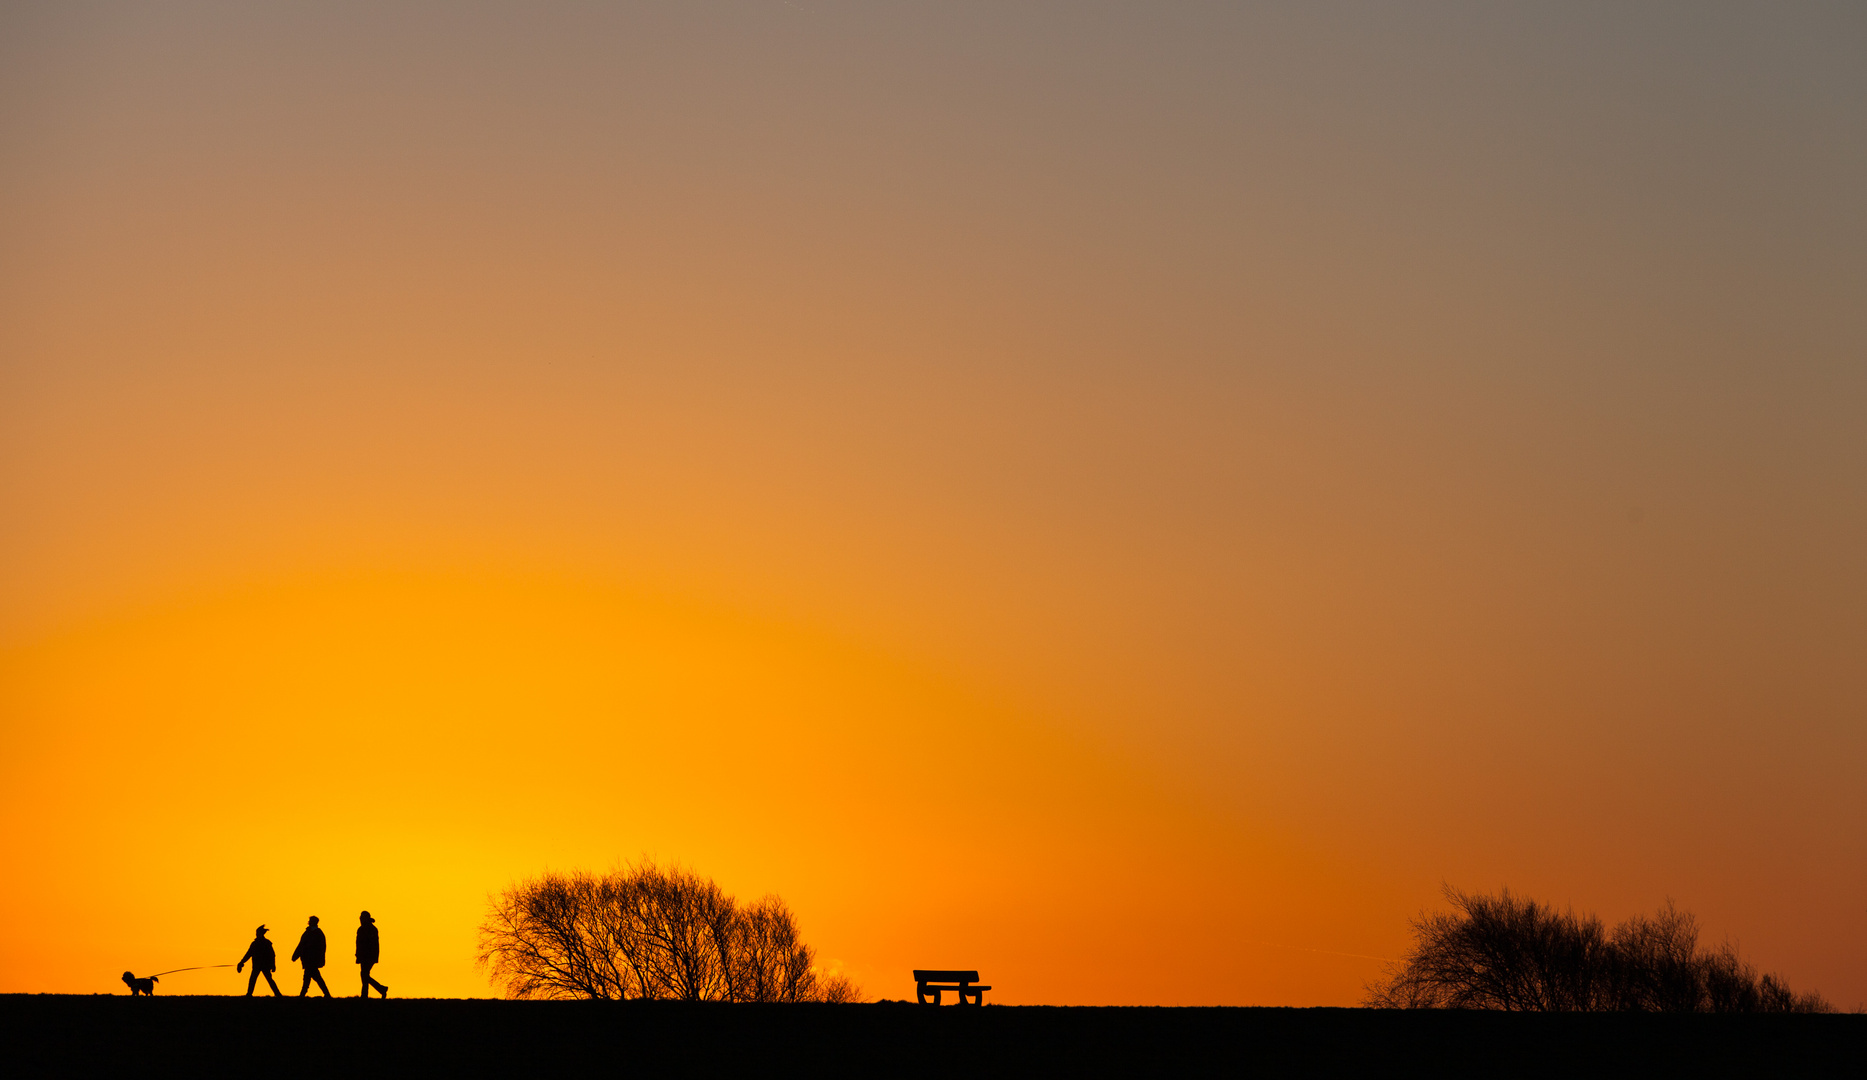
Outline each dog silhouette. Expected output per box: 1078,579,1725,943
121,971,159,996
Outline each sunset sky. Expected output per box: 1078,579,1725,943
2,2,1863,1005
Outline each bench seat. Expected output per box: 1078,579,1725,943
913,970,991,1005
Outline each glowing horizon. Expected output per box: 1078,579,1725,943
3,2,1863,1005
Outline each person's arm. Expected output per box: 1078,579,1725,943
237,943,250,972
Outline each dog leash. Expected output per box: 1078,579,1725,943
145,964,235,977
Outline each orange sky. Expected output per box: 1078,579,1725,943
3,3,1864,1005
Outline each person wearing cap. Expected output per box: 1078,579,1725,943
291,915,331,997
356,911,388,999
236,925,282,997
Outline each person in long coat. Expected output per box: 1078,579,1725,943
236,925,283,997
356,910,388,998
290,915,331,997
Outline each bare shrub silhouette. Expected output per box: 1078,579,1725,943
478,861,862,1002
1366,887,1830,1012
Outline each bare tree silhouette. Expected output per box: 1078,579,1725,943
1608,901,1704,1012
629,864,734,1001
1366,887,1831,1012
477,861,862,1003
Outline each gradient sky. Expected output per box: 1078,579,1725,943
2,2,1864,1005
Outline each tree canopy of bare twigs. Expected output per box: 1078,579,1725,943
477,861,862,1003
1365,887,1830,1012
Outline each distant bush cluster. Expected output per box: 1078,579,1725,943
477,862,862,1003
1366,887,1830,1013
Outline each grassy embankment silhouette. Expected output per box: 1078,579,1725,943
7,996,1862,1078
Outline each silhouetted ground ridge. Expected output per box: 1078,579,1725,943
4,995,1861,1078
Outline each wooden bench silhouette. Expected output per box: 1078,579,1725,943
913,969,990,1005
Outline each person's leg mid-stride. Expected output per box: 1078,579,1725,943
244,964,282,996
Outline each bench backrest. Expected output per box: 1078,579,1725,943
913,970,980,983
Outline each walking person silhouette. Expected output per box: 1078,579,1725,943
236,925,283,997
356,910,388,998
291,916,332,997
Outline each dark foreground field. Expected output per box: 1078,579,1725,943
4,995,1861,1078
